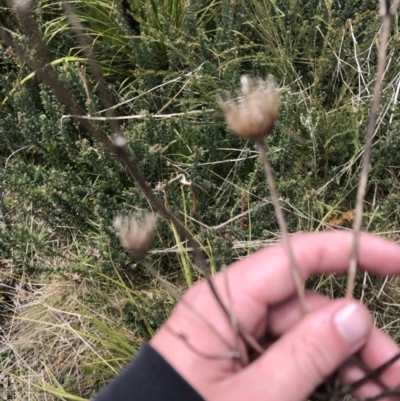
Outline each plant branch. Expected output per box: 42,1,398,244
338,352,400,396
61,0,124,139
256,141,307,313
346,0,397,298
139,258,182,300
7,0,264,357
61,109,215,121
140,258,239,353
163,323,241,360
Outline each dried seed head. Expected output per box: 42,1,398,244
114,213,157,259
13,0,32,9
218,76,279,142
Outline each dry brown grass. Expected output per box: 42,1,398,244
0,277,144,401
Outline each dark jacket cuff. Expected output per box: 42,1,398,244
93,343,205,401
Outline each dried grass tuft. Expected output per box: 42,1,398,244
0,279,140,400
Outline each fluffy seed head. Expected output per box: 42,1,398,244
218,76,279,141
13,0,32,9
114,213,157,259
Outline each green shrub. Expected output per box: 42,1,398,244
1,0,400,280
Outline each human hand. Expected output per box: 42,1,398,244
151,232,400,401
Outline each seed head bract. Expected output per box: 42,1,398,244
218,76,279,142
114,213,157,259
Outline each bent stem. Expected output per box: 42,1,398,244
346,0,398,298
256,140,307,313
311,352,400,400
7,0,264,359
140,258,239,355
140,258,181,300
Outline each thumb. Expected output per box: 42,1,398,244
223,300,372,401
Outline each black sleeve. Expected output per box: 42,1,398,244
93,343,205,401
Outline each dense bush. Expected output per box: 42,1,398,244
1,0,400,279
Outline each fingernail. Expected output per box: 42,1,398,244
334,304,370,346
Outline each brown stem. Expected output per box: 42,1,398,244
338,352,400,396
163,323,241,360
140,258,181,300
346,0,397,298
61,1,124,139
7,0,265,357
256,140,307,313
141,258,239,353
357,386,400,401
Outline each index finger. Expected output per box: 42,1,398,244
225,231,400,306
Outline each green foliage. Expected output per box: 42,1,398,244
119,291,174,340
2,0,400,277
0,0,243,279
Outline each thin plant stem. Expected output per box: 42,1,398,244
256,140,307,313
61,0,125,139
163,323,241,360
223,267,246,366
61,109,215,121
62,1,265,356
337,352,400,396
140,258,237,352
356,386,400,401
140,258,181,300
346,0,398,298
6,0,265,357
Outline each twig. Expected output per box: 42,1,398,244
223,267,245,365
139,258,181,300
62,1,265,356
163,323,241,360
148,237,281,255
4,145,34,174
113,143,264,354
61,109,215,121
349,20,368,97
185,201,272,230
0,16,114,153
94,62,205,115
360,272,368,303
61,0,123,140
256,140,307,313
356,386,400,401
346,0,397,298
140,258,237,352
338,352,400,396
6,0,264,357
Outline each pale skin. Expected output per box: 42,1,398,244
151,232,400,401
